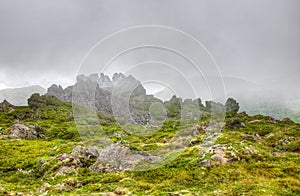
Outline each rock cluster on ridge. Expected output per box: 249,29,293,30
46,73,160,124
0,99,14,112
45,73,235,125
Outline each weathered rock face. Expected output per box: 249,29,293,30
52,146,99,176
7,124,44,139
225,98,240,113
94,144,161,171
0,99,14,112
226,119,246,129
48,144,160,175
56,146,98,167
46,73,160,124
45,73,220,124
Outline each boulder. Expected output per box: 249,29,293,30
7,124,44,139
56,146,98,168
199,144,238,167
52,146,99,176
95,144,161,171
191,125,201,136
0,99,14,112
226,119,246,129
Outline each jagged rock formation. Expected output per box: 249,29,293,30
46,73,160,124
225,97,240,113
0,99,14,112
45,73,235,124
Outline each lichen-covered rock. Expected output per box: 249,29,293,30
226,119,246,129
242,133,262,141
191,125,201,136
7,124,44,139
0,100,14,112
278,137,295,145
37,183,51,195
225,98,240,113
96,144,161,171
242,146,258,155
200,122,225,132
252,133,261,140
90,159,120,173
56,146,98,168
199,144,238,167
46,73,161,125
49,146,99,176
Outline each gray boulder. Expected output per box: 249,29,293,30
8,124,44,139
0,99,14,112
94,144,161,171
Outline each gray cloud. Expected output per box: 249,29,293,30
0,0,299,102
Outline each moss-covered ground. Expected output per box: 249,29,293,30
0,98,299,195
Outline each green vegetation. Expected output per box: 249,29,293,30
0,95,299,195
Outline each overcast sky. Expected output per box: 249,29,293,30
0,0,299,101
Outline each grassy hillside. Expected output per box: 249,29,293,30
0,95,299,195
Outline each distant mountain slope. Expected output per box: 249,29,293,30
0,85,46,106
223,77,300,122
152,76,300,122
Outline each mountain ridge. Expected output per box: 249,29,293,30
0,85,46,106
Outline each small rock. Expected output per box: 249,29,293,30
191,128,200,137
199,144,237,167
63,178,82,188
242,146,258,155
249,120,261,124
114,187,128,195
252,133,261,140
278,137,295,145
282,118,294,124
37,183,51,194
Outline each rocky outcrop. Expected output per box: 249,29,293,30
39,146,98,177
95,144,161,171
226,119,246,129
199,144,238,168
56,146,99,167
44,144,161,176
46,73,160,124
0,99,14,112
225,98,240,113
46,85,66,101
45,73,230,125
7,124,44,139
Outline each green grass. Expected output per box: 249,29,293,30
0,96,299,195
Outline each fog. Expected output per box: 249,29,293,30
0,0,299,105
